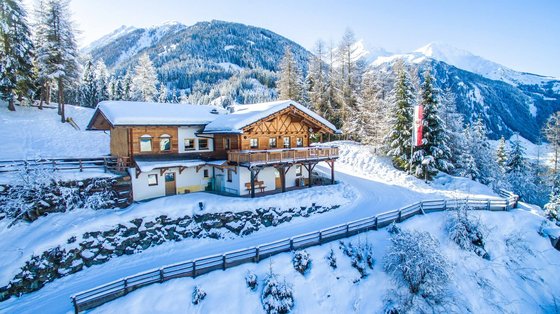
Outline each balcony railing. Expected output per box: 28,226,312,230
227,146,339,166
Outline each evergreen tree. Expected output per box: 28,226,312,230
460,119,500,187
543,111,560,174
131,53,158,102
353,71,387,147
114,79,124,101
0,0,35,111
336,29,362,135
506,135,526,175
95,60,109,103
80,59,97,107
544,172,560,225
307,40,329,117
506,135,541,204
438,87,466,173
386,60,415,171
411,69,452,179
157,83,168,103
496,136,507,171
122,73,132,100
277,46,303,103
34,0,80,122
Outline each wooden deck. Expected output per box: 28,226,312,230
227,146,339,167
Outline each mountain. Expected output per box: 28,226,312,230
371,43,560,142
85,20,312,105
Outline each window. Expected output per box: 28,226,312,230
296,137,303,147
203,169,209,178
224,138,231,150
147,174,158,186
198,138,209,150
296,165,302,176
227,169,233,182
160,134,171,151
140,135,152,152
184,138,195,151
269,137,277,148
250,138,258,149
283,137,291,148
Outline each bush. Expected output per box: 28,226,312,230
384,229,450,302
325,248,337,269
339,239,374,278
261,268,294,314
245,270,258,291
192,286,207,305
446,202,489,259
292,250,311,275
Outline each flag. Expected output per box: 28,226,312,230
412,104,424,147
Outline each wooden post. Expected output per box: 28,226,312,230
79,160,83,172
192,262,197,278
374,217,378,230
255,247,260,262
250,168,256,198
280,166,286,193
222,255,227,270
124,278,129,295
103,158,107,173
397,210,402,223
330,161,335,184
72,296,78,314
289,239,294,250
159,268,164,282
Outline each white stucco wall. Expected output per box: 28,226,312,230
129,165,212,201
178,126,214,153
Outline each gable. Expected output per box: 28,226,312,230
87,109,113,130
242,105,335,135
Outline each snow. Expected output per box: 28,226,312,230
204,100,339,134
134,158,225,172
0,103,109,160
90,209,559,314
528,100,538,117
223,45,236,51
92,101,224,127
217,62,241,72
83,25,137,53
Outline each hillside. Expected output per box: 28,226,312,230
91,209,560,313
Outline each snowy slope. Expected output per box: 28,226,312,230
91,209,560,314
82,25,137,54
0,104,109,160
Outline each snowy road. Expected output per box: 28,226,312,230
0,160,490,314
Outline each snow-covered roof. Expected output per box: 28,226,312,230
134,157,227,173
92,101,224,127
203,100,339,134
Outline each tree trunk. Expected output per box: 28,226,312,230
7,99,16,111
46,83,51,105
58,78,65,123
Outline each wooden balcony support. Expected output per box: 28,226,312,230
227,146,339,167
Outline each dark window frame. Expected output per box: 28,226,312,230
147,174,158,186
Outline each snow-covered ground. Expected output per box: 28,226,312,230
91,209,560,314
0,103,109,160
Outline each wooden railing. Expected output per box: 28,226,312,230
227,146,339,166
0,157,131,174
71,194,518,313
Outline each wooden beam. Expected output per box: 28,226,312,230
250,168,256,198
195,164,205,173
179,166,186,174
160,168,169,176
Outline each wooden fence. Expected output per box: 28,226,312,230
0,157,129,174
71,194,519,313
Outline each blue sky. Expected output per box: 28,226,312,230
25,0,560,77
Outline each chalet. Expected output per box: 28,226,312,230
87,100,340,201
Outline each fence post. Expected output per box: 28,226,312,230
443,200,447,211
397,210,402,223
486,200,490,211
159,268,164,283
420,201,425,214
79,160,83,172
192,262,197,278
290,239,294,250
72,296,78,314
345,224,349,237
124,278,129,295
255,247,260,262
103,158,108,173
222,254,227,270
318,231,323,244
374,216,378,230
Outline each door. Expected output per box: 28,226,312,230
165,172,176,196
274,169,282,189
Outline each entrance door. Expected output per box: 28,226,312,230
274,169,282,189
165,172,176,196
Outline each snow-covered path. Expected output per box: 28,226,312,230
0,161,468,314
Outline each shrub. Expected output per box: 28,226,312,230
339,239,374,278
192,286,207,305
446,202,489,259
261,268,294,314
292,250,311,275
245,270,258,291
384,229,450,303
325,248,337,269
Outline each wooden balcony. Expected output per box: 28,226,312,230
227,146,339,167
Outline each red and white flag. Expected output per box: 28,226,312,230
412,104,424,147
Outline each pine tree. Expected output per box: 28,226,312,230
80,59,97,107
506,134,540,203
131,53,158,102
496,136,507,171
506,135,526,175
95,60,109,103
386,60,415,171
277,46,303,103
460,119,500,187
157,83,168,103
34,0,80,122
438,87,465,173
412,69,452,179
544,172,560,224
122,73,133,100
543,111,560,174
0,0,35,111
